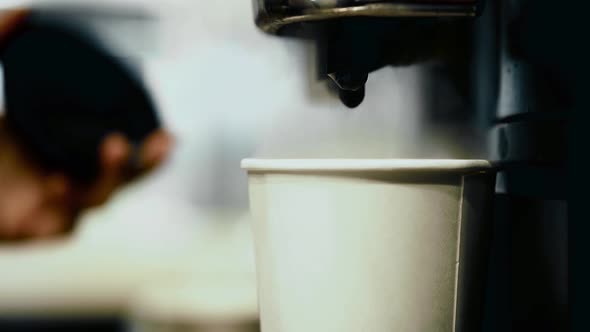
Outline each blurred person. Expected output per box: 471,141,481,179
0,9,173,242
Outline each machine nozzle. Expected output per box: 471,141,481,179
328,71,368,108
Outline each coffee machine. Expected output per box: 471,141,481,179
251,0,568,330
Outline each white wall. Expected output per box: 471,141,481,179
135,0,485,210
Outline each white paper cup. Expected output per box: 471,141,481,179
242,159,496,332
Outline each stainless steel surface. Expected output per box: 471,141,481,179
252,0,480,108
254,0,479,33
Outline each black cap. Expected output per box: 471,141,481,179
1,13,160,182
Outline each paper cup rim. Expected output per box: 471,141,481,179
241,159,493,174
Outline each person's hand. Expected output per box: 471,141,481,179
0,119,174,242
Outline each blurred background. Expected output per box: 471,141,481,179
0,0,502,331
